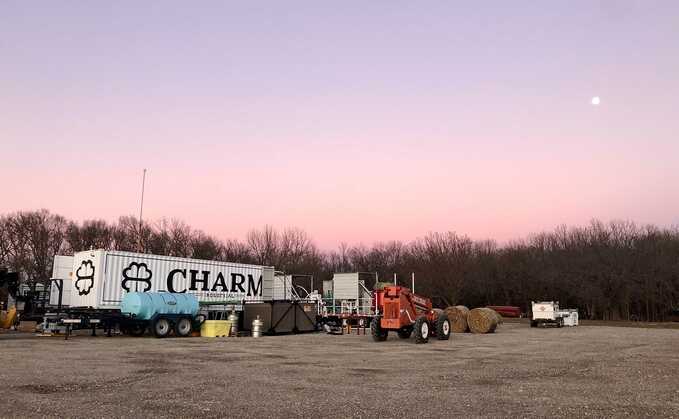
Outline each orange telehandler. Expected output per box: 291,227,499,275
371,285,450,344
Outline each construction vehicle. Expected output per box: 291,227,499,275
371,285,450,344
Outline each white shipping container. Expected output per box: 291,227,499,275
272,275,296,300
49,255,74,306
70,250,275,309
332,273,361,300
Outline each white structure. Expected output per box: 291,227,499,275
272,274,298,300
531,301,579,327
49,255,74,307
323,272,374,316
69,250,275,309
559,309,579,326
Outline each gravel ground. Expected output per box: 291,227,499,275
1,323,679,418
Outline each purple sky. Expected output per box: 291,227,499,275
2,1,678,249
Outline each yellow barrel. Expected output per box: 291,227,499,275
200,320,231,337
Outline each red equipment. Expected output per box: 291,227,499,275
486,306,521,318
371,286,450,344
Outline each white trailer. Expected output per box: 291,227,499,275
531,301,579,327
69,250,275,310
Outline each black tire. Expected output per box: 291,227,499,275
530,320,537,328
397,327,412,339
174,318,192,337
371,316,388,342
128,323,146,337
152,317,171,338
436,313,451,340
413,316,429,344
557,319,563,328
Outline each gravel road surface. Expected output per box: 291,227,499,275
1,323,678,418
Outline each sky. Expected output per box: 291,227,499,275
1,1,678,249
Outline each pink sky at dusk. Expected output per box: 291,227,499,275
1,2,678,249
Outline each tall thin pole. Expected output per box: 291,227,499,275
411,272,415,293
138,169,147,252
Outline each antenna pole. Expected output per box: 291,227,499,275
138,169,147,252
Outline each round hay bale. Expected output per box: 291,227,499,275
444,305,470,333
467,307,499,334
486,308,504,325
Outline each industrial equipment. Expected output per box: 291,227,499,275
1,268,51,327
242,300,318,335
371,286,451,344
486,305,522,318
120,292,201,338
322,272,375,328
530,301,579,327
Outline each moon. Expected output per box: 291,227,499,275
591,96,601,106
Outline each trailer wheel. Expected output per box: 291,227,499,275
436,313,451,340
530,320,537,328
152,317,171,338
414,316,429,344
371,316,388,342
397,327,412,339
175,318,192,337
129,324,146,337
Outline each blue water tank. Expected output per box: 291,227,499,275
121,292,200,321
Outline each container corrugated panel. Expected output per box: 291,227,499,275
332,273,359,300
49,255,74,306
70,250,275,309
272,275,295,300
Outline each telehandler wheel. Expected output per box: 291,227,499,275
371,316,388,342
175,318,192,337
436,313,451,340
414,316,429,344
397,327,413,339
152,317,171,338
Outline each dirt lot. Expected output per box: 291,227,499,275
1,323,678,418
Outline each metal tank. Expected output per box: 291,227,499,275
121,292,199,321
252,315,263,338
228,310,239,336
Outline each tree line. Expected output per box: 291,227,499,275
1,209,678,321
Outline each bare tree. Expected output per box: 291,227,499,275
247,225,280,266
